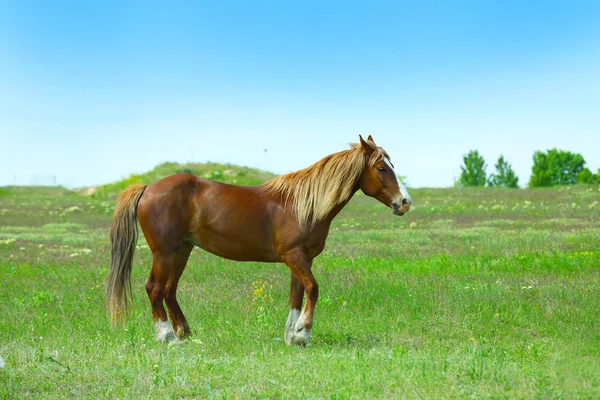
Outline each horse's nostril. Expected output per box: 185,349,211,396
402,198,409,206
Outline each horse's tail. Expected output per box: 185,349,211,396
107,184,148,326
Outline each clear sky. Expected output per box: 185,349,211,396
1,1,599,188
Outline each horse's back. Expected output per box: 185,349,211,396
137,174,282,261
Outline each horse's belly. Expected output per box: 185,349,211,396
190,229,280,263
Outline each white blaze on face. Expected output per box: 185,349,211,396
385,157,412,203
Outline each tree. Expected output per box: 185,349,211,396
488,155,519,188
459,150,487,187
576,168,599,184
529,151,552,187
529,149,586,187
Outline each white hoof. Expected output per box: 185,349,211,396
285,311,311,346
154,320,179,345
284,309,301,345
290,327,311,347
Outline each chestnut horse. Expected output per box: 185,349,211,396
107,135,412,346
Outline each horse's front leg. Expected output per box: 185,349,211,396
285,267,309,345
281,250,317,346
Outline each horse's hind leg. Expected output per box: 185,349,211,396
146,243,193,344
165,242,194,339
146,253,177,343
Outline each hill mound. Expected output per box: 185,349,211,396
89,162,277,197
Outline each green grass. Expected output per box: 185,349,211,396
1,180,599,398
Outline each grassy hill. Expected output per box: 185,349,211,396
89,161,277,197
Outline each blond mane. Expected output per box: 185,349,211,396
261,141,391,227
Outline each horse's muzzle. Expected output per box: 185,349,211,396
392,198,412,216
393,208,405,216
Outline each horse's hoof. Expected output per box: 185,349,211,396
157,331,179,345
154,321,180,345
174,325,192,340
289,328,310,347
284,329,293,346
167,337,184,346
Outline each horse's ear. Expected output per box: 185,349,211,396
359,135,376,155
367,134,375,144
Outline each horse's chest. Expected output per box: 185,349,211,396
305,234,328,259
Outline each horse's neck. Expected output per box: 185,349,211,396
323,185,360,224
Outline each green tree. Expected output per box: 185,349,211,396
576,168,599,184
488,155,519,188
529,149,586,187
459,150,487,187
529,151,552,187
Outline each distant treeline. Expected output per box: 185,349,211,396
458,149,600,188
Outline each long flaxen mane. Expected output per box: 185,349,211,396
262,140,391,227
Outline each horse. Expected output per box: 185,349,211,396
106,135,412,346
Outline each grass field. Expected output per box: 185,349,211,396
1,175,599,398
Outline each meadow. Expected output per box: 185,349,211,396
0,167,599,399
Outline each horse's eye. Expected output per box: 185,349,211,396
377,166,385,172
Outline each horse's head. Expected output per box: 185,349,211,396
358,135,413,216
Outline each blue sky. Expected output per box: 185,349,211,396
1,1,599,188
